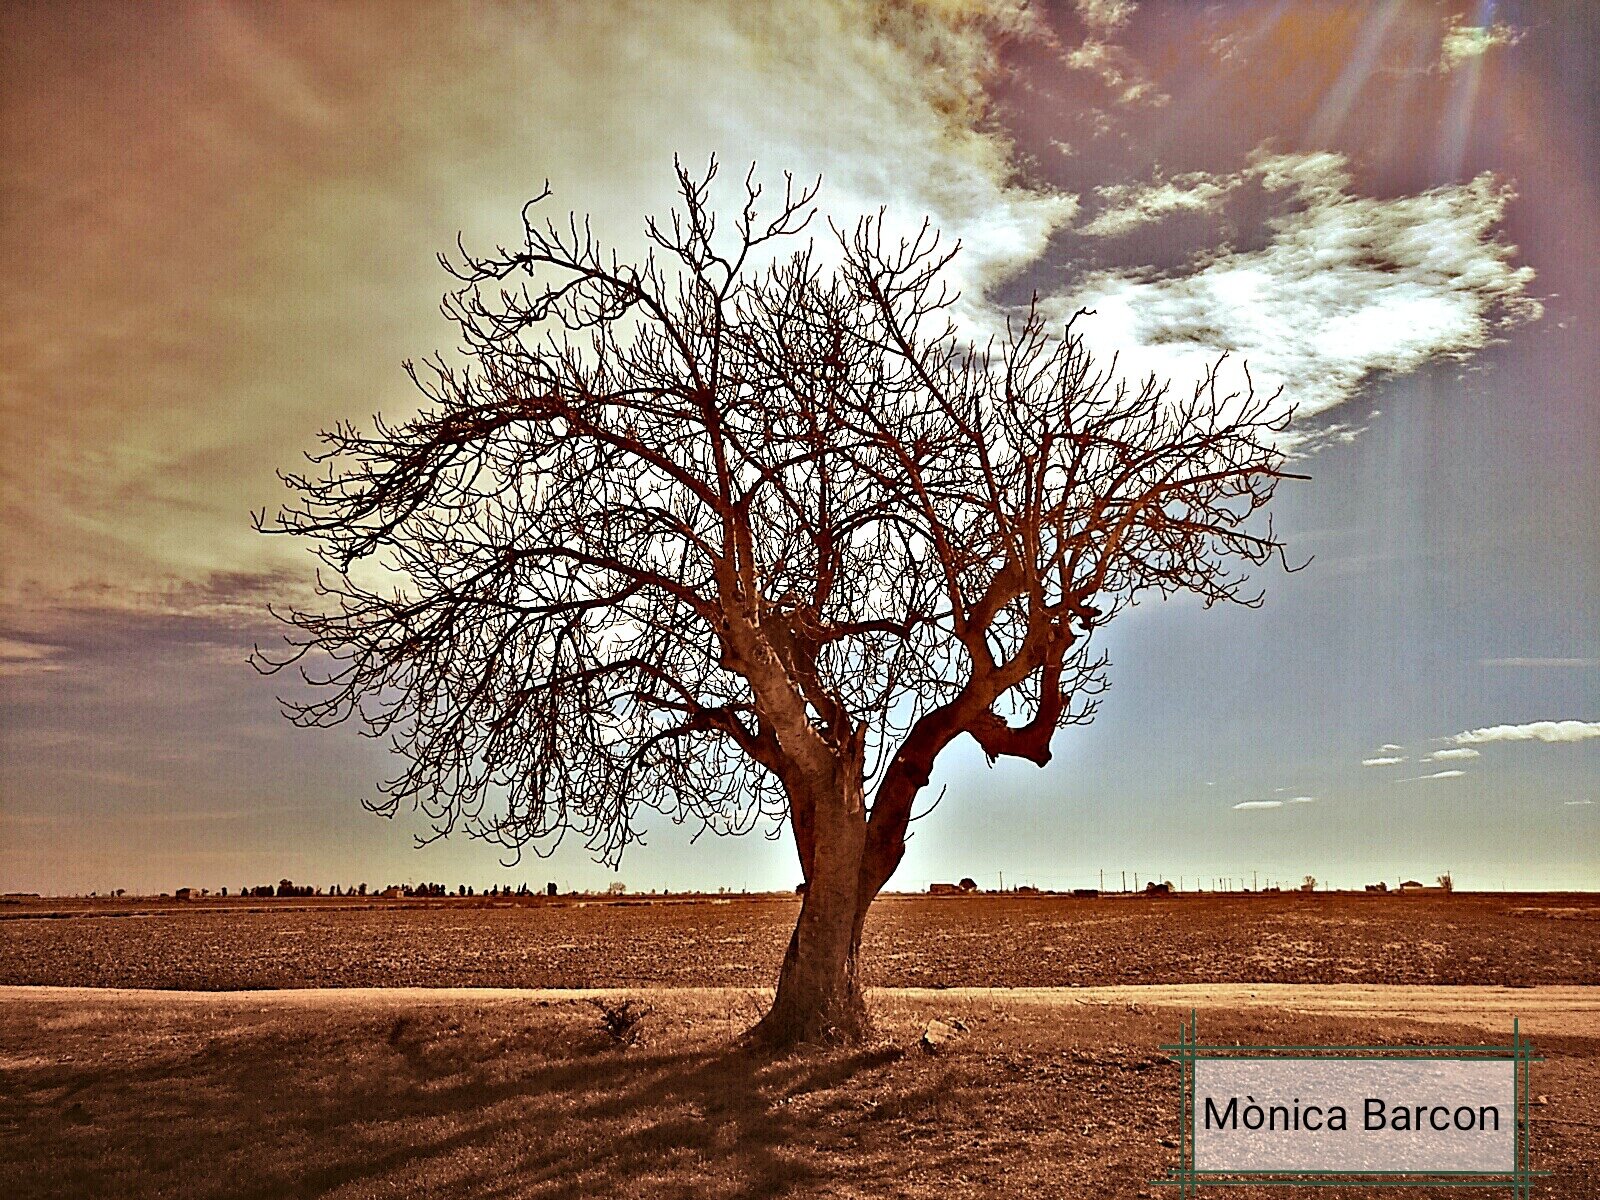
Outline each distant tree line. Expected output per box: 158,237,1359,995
222,879,562,898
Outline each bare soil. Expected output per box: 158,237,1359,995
1,986,1594,1199
2,892,1596,990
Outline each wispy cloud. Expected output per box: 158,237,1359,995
0,636,64,676
1363,756,1407,766
1379,744,1404,752
1565,800,1594,807
1053,149,1540,429
1078,172,1241,237
1286,796,1317,804
1064,2,1165,109
1439,18,1522,73
1063,38,1168,109
1454,720,1600,746
1073,0,1135,34
1401,769,1467,782
1480,658,1599,668
1233,800,1282,810
0,1,1077,623
1,4,1545,635
1428,748,1481,762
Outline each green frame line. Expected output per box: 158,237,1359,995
1150,1011,1544,1197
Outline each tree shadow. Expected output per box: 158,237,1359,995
4,1002,912,1200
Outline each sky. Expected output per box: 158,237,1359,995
1,0,1595,896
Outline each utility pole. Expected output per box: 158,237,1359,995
1099,869,1104,892
999,870,1004,892
1253,870,1258,892
1121,870,1127,893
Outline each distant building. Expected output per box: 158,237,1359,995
1365,882,1389,893
928,882,961,896
174,887,195,900
1071,888,1100,898
1144,880,1173,895
1399,880,1426,891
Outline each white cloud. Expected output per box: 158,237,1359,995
1428,747,1481,761
1049,149,1540,428
1481,658,1599,668
1363,756,1406,766
1061,3,1166,110
1417,770,1466,780
0,5,1545,625
1064,38,1168,108
1454,720,1600,746
1380,744,1404,752
1079,172,1241,237
1233,800,1282,810
1074,0,1135,34
1440,19,1523,72
1565,800,1594,807
1286,796,1316,804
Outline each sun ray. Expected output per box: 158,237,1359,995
1303,0,1406,147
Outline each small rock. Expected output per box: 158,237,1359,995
920,1018,961,1053
1534,1094,1548,1106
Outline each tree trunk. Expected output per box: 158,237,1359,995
746,780,873,1049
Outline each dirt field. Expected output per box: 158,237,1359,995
3,892,1597,990
2,985,1595,1199
5,896,1597,1196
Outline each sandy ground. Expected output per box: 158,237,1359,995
6,982,1596,1036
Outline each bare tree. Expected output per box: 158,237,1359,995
256,159,1298,1047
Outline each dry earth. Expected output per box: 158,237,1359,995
3,892,1596,990
4,894,1596,1197
1,985,1595,1199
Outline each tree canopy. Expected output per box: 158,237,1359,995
258,159,1297,1044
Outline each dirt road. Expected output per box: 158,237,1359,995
6,981,1595,1036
